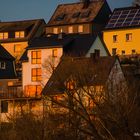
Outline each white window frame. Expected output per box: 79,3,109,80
0,32,8,39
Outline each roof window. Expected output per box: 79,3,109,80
72,12,80,18
55,14,66,21
80,10,91,18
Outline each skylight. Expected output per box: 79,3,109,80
72,12,81,18
80,10,91,18
55,14,66,21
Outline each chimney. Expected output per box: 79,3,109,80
90,50,100,60
81,0,90,9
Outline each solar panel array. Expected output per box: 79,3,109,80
106,8,140,29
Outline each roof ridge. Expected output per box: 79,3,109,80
0,18,45,24
114,6,140,11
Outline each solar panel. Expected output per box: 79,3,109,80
106,8,140,29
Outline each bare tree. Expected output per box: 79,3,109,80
43,56,140,140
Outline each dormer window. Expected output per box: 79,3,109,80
55,14,66,21
0,61,6,69
0,32,8,39
72,12,80,18
80,10,91,18
15,31,25,38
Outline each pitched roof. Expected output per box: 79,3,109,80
122,64,140,84
105,6,140,30
0,45,17,79
47,0,110,26
63,34,97,56
42,56,117,95
0,45,15,60
0,19,45,43
20,33,109,61
27,35,73,49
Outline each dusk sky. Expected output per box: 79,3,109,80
0,0,133,22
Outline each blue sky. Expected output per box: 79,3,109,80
0,0,133,22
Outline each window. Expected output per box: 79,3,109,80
60,28,63,33
132,49,136,54
52,49,57,57
51,95,65,108
78,25,84,33
72,12,80,18
126,33,132,42
15,31,25,38
0,32,8,39
53,28,58,34
66,80,76,90
55,14,66,21
122,50,125,55
80,11,91,18
112,48,117,56
24,85,42,97
14,44,22,53
31,68,42,82
0,61,6,69
113,35,118,43
31,51,41,64
1,101,8,113
8,82,13,86
68,26,73,33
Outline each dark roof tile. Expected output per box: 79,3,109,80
42,56,117,95
47,0,107,26
0,45,15,60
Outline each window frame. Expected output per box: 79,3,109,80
0,32,8,39
1,101,8,113
31,68,42,82
126,33,132,42
113,35,118,43
122,50,125,55
53,28,58,34
0,61,6,69
68,26,73,33
31,51,41,64
78,25,84,33
14,44,22,53
52,49,58,57
15,31,25,38
24,85,42,97
112,48,117,56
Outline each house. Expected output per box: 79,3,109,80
0,19,46,60
0,45,19,98
62,34,110,57
46,0,111,35
20,35,72,97
42,55,125,109
0,97,43,123
20,33,110,97
103,6,140,56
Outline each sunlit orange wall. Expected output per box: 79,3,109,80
1,42,28,59
103,28,140,55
